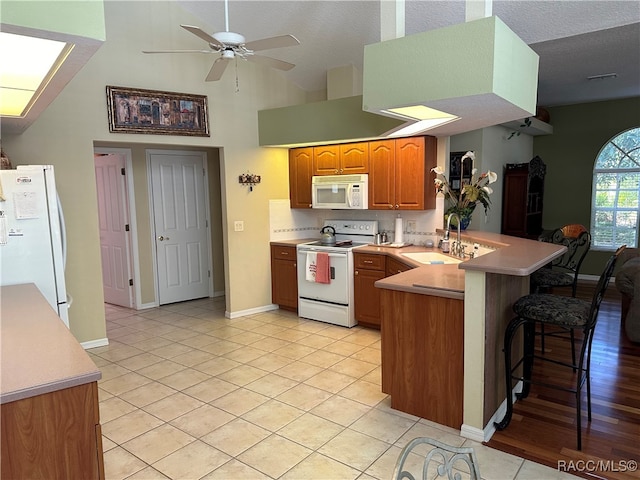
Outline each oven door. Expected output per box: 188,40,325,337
297,248,349,305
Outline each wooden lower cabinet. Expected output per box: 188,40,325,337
1,381,104,479
354,253,386,328
270,244,298,310
386,257,413,276
380,289,464,428
354,253,414,328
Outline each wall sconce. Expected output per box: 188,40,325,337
239,172,261,191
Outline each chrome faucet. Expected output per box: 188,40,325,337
444,213,466,258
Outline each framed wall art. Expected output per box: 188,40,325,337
106,86,209,136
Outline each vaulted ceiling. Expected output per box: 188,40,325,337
176,0,640,107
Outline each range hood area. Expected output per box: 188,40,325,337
259,16,539,146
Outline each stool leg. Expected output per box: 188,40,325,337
540,323,546,354
570,329,577,372
576,385,582,451
495,317,524,431
517,321,535,400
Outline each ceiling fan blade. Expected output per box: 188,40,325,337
247,54,295,71
181,24,224,48
142,49,213,54
244,34,300,52
206,57,230,81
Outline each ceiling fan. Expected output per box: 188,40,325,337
142,0,300,82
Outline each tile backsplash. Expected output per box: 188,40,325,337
269,199,446,246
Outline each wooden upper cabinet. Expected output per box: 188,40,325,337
369,140,396,209
290,136,436,210
369,136,437,210
395,137,426,210
313,145,340,175
289,147,313,209
339,142,369,174
313,142,368,175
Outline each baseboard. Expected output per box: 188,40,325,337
213,290,225,298
461,381,523,443
81,337,109,350
225,303,279,319
137,302,158,310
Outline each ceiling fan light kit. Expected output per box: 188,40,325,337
142,0,299,83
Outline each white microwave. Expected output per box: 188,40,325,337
311,174,368,209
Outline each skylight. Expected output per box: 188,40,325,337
0,32,71,117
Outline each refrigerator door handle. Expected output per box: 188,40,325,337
57,193,67,268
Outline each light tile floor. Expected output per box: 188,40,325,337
89,298,580,480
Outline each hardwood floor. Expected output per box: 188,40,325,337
486,282,640,480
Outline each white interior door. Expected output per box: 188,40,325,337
95,153,134,307
149,150,210,305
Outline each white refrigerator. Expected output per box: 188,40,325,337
0,165,70,326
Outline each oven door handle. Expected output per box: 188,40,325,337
298,250,348,258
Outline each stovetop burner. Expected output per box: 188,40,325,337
301,240,367,250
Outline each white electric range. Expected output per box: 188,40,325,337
296,219,378,327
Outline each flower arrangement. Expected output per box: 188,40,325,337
431,151,498,220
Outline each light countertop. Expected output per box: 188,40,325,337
0,283,102,404
370,231,566,297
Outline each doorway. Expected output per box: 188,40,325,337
147,149,212,304
94,150,135,308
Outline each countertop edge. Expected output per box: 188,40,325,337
1,284,103,404
1,371,102,405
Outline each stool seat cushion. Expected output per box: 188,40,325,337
531,269,574,288
514,294,590,327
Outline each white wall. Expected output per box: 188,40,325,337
2,1,306,342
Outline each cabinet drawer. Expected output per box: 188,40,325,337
354,253,385,270
271,245,296,260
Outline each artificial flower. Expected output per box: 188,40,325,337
431,151,498,214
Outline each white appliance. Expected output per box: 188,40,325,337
0,165,70,326
297,219,378,327
312,174,368,209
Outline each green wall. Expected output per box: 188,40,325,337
533,96,640,275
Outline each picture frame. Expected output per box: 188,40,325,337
106,86,209,136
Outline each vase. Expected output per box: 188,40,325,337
445,207,474,231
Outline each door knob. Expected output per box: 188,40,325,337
158,235,169,241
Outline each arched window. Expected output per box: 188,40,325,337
591,127,640,250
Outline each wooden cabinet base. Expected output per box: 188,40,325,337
380,289,464,428
1,382,104,480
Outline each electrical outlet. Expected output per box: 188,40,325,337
407,220,416,232
234,220,244,232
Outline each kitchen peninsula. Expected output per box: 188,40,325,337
1,284,104,479
373,231,566,442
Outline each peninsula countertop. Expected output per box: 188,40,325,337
0,283,102,404
370,231,566,298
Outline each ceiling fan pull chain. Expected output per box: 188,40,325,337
235,58,240,93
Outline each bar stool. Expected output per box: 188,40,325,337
495,245,625,450
532,224,591,365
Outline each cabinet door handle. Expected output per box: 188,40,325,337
355,270,359,275
388,205,393,209
364,260,373,264
395,204,399,209
293,263,296,267
280,251,289,255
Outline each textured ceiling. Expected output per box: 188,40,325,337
176,0,640,107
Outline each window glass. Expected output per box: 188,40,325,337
591,127,640,250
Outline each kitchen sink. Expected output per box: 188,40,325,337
401,252,462,265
